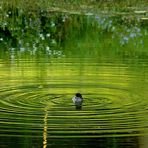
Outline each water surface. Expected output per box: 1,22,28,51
0,12,148,148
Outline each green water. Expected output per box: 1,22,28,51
0,8,148,148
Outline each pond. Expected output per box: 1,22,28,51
0,6,148,148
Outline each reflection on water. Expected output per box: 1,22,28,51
0,55,148,147
0,13,148,148
43,108,48,148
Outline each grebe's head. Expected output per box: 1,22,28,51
75,93,82,98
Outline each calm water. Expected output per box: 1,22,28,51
0,12,148,148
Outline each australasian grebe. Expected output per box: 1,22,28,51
72,93,83,110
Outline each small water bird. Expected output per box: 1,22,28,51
72,93,83,110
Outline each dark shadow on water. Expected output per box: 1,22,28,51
0,135,141,148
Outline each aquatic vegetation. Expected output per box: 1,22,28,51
0,1,148,148
0,0,147,58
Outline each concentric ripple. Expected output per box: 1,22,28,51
0,84,148,138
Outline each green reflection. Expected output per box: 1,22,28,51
0,3,148,148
